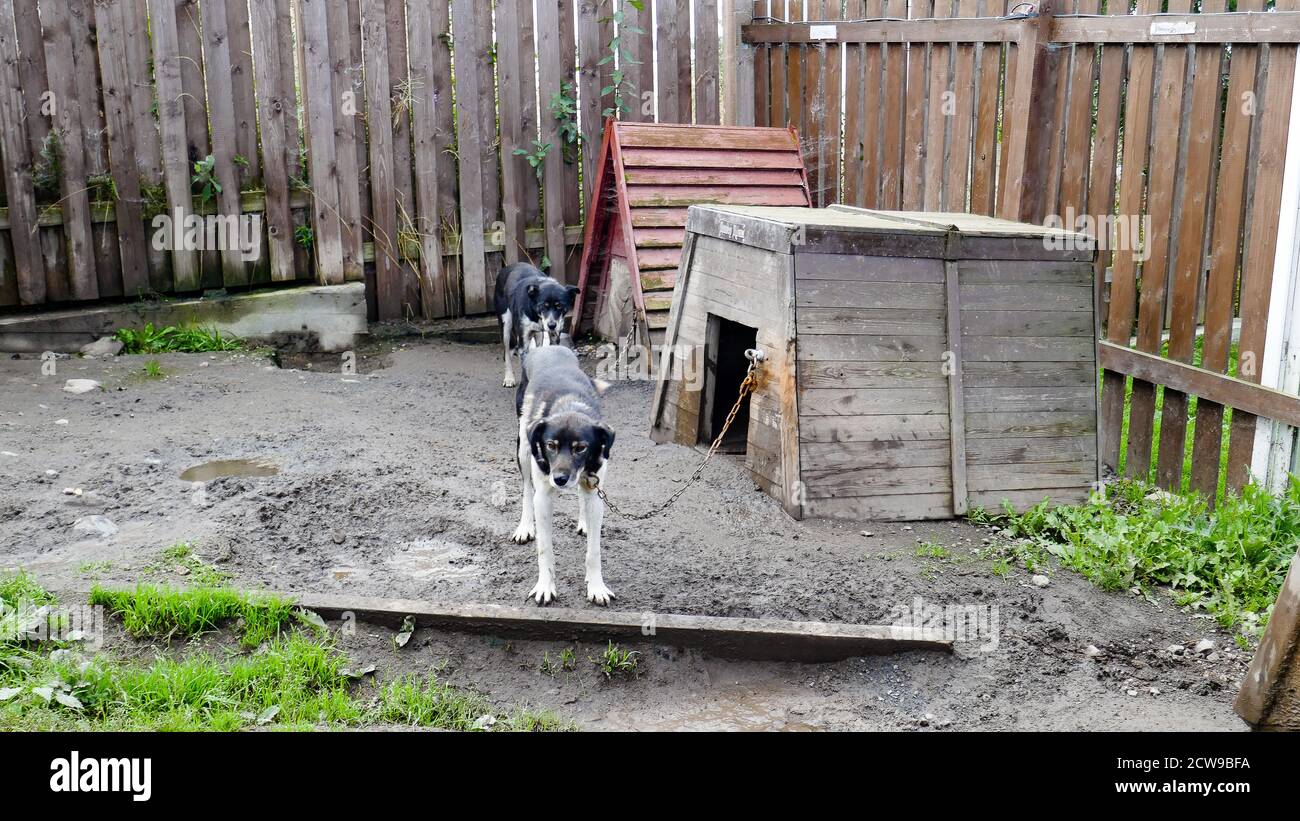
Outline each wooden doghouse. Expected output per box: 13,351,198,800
650,205,1098,522
573,120,811,346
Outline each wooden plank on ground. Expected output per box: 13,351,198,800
0,0,45,304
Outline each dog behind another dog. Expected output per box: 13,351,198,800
495,263,578,387
511,342,616,606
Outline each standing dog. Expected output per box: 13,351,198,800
511,343,616,605
495,263,579,387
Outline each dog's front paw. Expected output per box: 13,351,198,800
503,374,517,388
528,576,557,605
510,521,535,543
586,578,616,606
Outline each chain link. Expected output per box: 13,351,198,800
596,357,760,520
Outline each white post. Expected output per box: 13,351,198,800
721,0,755,126
1251,67,1300,491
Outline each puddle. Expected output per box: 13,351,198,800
179,459,279,482
386,538,479,582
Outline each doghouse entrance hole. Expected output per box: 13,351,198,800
701,315,757,454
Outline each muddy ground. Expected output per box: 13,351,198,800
0,334,1253,730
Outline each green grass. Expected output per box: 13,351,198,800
981,477,1300,638
3,574,571,732
114,323,243,355
1110,337,1239,504
89,584,300,648
140,359,166,380
151,543,232,588
591,641,640,679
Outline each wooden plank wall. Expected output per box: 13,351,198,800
751,4,1300,502
0,0,723,319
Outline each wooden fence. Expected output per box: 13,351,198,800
0,0,724,320
745,1,1300,501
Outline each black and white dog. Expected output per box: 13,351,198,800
495,263,579,388
511,343,616,606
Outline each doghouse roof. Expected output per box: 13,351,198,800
574,121,812,341
684,204,1093,260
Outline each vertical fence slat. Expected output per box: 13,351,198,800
968,0,1001,215
1190,0,1266,500
148,0,198,290
944,0,977,211
923,0,950,211
251,0,299,284
39,0,98,300
560,0,581,249
695,0,719,124
842,0,864,205
473,0,502,295
226,0,259,186
497,0,528,266
199,0,249,287
625,0,654,121
175,1,210,169
1156,0,1228,491
299,0,345,285
1055,0,1097,219
1226,27,1300,490
578,0,611,209
658,0,684,123
1126,0,1194,480
879,0,906,209
675,0,691,122
803,0,823,201
326,0,364,282
822,0,841,205
12,0,47,159
751,0,768,127
0,0,45,304
450,0,488,312
430,0,457,290
1101,0,1159,476
901,1,927,210
537,0,568,281
93,0,150,298
784,0,805,148
360,0,399,316
383,0,417,313
407,0,450,315
860,0,884,208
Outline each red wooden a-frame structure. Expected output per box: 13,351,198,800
573,120,811,346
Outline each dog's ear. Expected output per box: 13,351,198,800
596,424,615,460
564,285,580,308
527,282,540,300
528,421,550,473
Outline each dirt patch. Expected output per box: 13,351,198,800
0,338,1251,730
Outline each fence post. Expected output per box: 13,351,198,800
722,0,755,125
997,0,1058,224
1252,66,1300,490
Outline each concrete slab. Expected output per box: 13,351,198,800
0,283,366,353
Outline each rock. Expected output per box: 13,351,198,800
1084,644,1102,658
54,419,69,426
860,530,874,537
1127,689,1138,697
63,379,101,395
62,487,83,497
1206,652,1219,662
72,515,117,538
44,469,59,478
1031,574,1050,588
79,337,124,357
1193,639,1216,655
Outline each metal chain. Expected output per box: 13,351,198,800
595,352,763,520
